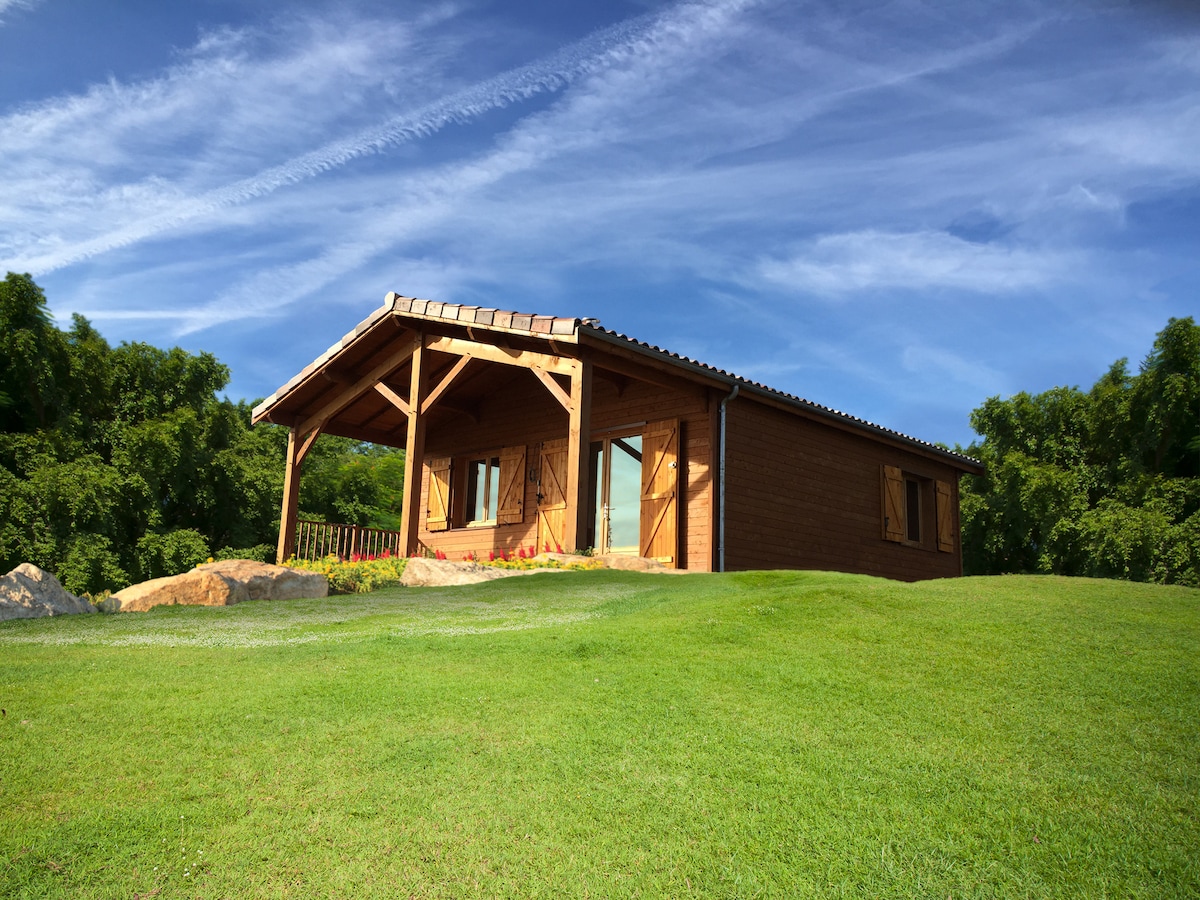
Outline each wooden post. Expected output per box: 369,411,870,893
563,358,592,552
399,336,427,557
276,427,302,563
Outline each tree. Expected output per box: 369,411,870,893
961,317,1200,586
0,274,406,594
0,273,68,432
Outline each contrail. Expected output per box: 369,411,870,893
15,8,659,275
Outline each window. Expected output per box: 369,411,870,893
424,445,526,533
882,465,955,553
905,477,922,543
465,456,501,526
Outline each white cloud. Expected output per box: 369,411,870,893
901,343,1007,397
757,230,1072,295
0,0,35,22
103,0,769,334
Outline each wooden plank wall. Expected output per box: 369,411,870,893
722,398,964,581
413,363,714,569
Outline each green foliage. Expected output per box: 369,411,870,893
55,533,128,597
287,553,408,593
299,439,406,528
0,273,68,432
962,316,1200,585
135,529,211,581
213,543,276,564
0,274,405,593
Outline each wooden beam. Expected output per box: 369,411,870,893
295,421,324,465
276,428,302,563
425,334,576,375
562,358,593,552
297,338,419,436
420,354,472,414
399,337,428,557
594,368,630,396
531,366,572,411
591,352,699,395
319,421,405,447
436,399,482,425
373,381,410,416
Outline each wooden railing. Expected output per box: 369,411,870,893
293,520,404,562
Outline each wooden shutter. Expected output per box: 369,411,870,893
881,465,904,542
935,480,954,553
496,445,526,525
426,456,451,532
537,439,568,553
640,419,679,566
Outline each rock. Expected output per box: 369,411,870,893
398,557,579,587
398,553,678,587
593,553,676,572
0,564,97,621
400,557,530,587
534,551,677,572
530,552,598,568
110,559,327,612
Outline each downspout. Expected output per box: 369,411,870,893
718,382,739,573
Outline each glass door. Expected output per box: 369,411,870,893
590,434,643,555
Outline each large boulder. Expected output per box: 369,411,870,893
400,557,529,587
399,554,678,587
0,564,97,621
536,552,673,572
400,557,585,587
593,553,677,572
110,559,327,612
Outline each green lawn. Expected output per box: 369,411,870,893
1,570,1197,898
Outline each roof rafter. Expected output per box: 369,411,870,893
297,337,419,436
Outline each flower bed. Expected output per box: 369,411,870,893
286,551,408,594
286,546,601,593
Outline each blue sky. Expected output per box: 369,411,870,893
2,0,1198,449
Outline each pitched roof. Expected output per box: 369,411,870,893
253,292,983,472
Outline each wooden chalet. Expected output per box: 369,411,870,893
252,293,984,580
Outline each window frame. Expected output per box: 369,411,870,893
882,465,954,553
426,444,527,533
464,455,502,527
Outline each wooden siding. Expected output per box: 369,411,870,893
722,398,963,581
413,361,715,570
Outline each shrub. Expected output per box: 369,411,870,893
286,553,407,594
214,543,275,564
57,533,128,596
135,528,210,581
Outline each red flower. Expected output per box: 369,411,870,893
488,550,496,561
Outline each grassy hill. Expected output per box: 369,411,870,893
1,570,1197,898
